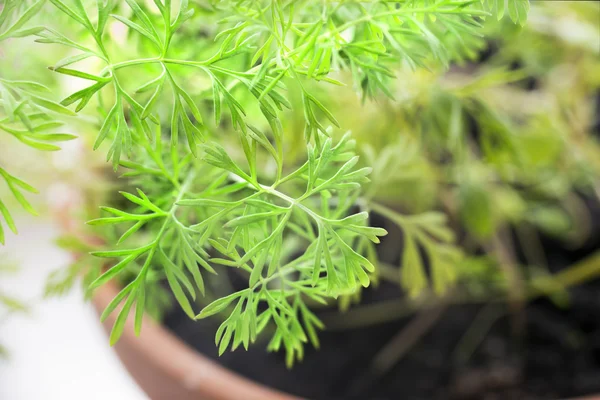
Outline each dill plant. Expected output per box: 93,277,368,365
0,0,538,366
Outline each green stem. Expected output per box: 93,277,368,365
135,171,196,281
530,251,600,296
227,172,324,223
109,57,162,71
324,251,600,330
368,201,406,223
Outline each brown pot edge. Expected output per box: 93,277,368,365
91,279,302,400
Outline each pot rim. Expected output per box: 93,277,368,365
92,279,301,400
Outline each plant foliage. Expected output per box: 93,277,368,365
0,1,78,244
0,0,549,364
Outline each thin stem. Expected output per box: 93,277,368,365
135,171,196,280
109,58,162,71
368,201,406,223
350,299,448,393
228,172,324,223
486,227,525,335
452,303,505,365
323,250,600,331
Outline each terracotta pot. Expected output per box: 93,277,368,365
92,280,301,400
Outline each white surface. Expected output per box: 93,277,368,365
0,219,147,400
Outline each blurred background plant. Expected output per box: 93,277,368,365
0,0,111,357
316,0,600,304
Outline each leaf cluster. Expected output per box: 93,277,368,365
0,4,76,243
0,0,537,364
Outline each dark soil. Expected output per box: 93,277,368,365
163,196,600,400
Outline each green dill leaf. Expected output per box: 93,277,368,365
164,260,195,318
196,292,244,320
225,211,287,228
0,0,45,40
88,249,146,290
30,95,76,116
109,292,136,346
100,281,136,323
94,102,118,150
111,14,162,49
134,282,145,336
